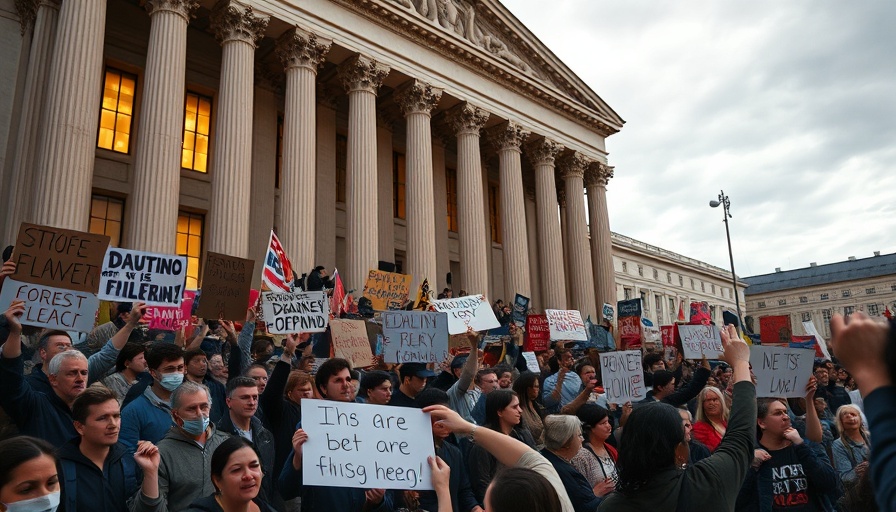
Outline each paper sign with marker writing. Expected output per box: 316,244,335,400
381,311,449,364
678,325,724,359
362,270,413,310
301,399,435,490
98,248,187,306
0,279,99,332
196,252,255,321
522,352,540,373
147,290,196,331
12,223,110,294
599,350,645,404
430,295,499,334
512,294,529,327
750,346,815,398
331,319,374,368
261,291,329,334
544,309,588,341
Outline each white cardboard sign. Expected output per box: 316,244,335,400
678,325,724,359
750,346,815,398
522,352,540,373
98,248,187,306
430,295,500,334
301,399,435,490
261,291,329,334
545,309,588,341
598,350,646,404
0,279,99,332
381,311,450,364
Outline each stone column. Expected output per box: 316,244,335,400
557,185,571,305
448,103,490,295
32,0,108,230
526,138,566,309
488,121,531,301
5,0,60,242
314,88,338,271
338,55,389,292
276,27,331,271
558,152,597,319
396,80,442,289
207,2,267,258
376,111,395,266
125,0,198,252
586,162,616,309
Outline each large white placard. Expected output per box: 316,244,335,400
749,346,815,398
261,291,329,334
0,279,100,332
544,309,588,341
381,311,450,363
301,399,435,490
678,325,724,359
599,350,645,404
98,248,187,306
430,295,500,334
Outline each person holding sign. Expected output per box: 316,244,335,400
542,348,582,414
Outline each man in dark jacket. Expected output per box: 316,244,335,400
59,386,138,511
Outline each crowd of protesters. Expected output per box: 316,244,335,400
0,256,894,512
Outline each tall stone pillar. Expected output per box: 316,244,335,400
448,103,490,295
376,112,395,266
338,55,389,292
5,0,60,242
396,80,442,289
314,89,338,271
207,2,267,258
32,0,108,230
276,27,331,271
526,138,566,309
488,121,531,301
558,185,571,305
126,0,198,252
524,186,543,311
558,153,597,319
586,162,616,309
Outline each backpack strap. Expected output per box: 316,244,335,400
60,459,78,512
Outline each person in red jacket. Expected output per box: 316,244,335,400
692,386,729,452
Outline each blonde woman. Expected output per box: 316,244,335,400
832,404,871,485
692,386,729,452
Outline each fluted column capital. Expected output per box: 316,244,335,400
487,121,530,153
448,102,489,136
526,137,564,166
145,0,198,20
584,161,614,187
338,54,389,94
395,79,443,117
557,151,587,180
277,26,331,71
14,0,44,34
557,187,567,208
210,0,268,47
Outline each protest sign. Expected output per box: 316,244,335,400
362,270,413,310
617,299,642,349
802,320,832,359
512,294,529,327
0,279,99,332
98,248,187,306
641,318,661,347
524,314,550,351
602,303,615,322
195,252,254,321
430,295,500,334
381,311,449,363
12,223,110,294
750,346,814,398
660,325,678,347
678,324,724,359
330,319,374,368
522,351,540,373
261,291,329,334
599,350,645,404
544,309,587,341
760,315,792,344
301,399,435,490
689,301,711,325
147,290,196,331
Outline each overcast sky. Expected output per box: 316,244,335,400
504,0,896,277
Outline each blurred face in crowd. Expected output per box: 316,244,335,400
498,371,513,389
498,396,522,428
173,390,211,433
127,352,148,374
836,367,848,384
650,360,666,372
559,351,574,370
366,380,393,406
288,381,314,405
322,369,354,402
403,375,427,396
76,399,121,447
527,379,541,401
227,385,259,421
187,354,208,380
208,354,227,380
479,373,500,394
838,407,863,433
758,400,791,438
578,365,596,385
702,390,722,418
706,376,719,388
50,357,88,403
247,367,268,394
679,409,693,442
40,334,73,366
814,367,830,387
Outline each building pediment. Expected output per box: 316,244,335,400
329,0,624,136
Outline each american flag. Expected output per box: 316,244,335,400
262,231,294,293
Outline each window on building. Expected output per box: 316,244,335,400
758,301,766,308
778,299,786,306
624,287,632,300
655,294,662,319
335,133,347,202
679,276,684,286
822,309,832,323
866,287,876,294
843,305,855,316
690,278,695,290
88,195,124,247
801,312,811,322
638,265,644,277
701,282,706,292
799,296,808,304
711,284,716,294
176,212,204,289
622,262,628,273
446,168,458,232
182,92,212,172
640,291,647,305
488,182,501,244
393,152,406,219
653,269,659,280
97,68,136,154
842,290,851,298
275,114,283,189
667,272,672,283
892,284,896,292
868,304,880,316
820,293,829,300
669,298,675,315
709,305,716,319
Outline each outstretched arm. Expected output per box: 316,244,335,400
424,405,532,467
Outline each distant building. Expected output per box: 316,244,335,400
742,252,896,342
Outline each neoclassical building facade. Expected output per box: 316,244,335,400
0,0,623,319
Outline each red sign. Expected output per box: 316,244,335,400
689,301,711,325
619,316,642,350
525,314,550,351
760,315,792,344
661,325,678,347
147,290,196,331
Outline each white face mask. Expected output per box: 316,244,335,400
2,491,60,512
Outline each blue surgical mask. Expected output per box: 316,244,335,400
3,491,61,512
158,372,184,391
181,415,210,436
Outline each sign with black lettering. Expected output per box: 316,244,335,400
98,248,187,306
750,346,814,398
331,319,374,368
598,350,646,404
261,290,329,334
381,311,449,363
195,252,255,321
430,294,500,334
362,270,413,310
301,399,435,490
0,279,100,332
12,223,110,294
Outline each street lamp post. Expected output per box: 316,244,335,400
709,190,743,335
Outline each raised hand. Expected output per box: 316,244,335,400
133,440,160,473
719,324,749,366
3,300,25,335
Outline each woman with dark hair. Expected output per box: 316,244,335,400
598,324,755,511
488,467,562,512
513,372,546,446
542,415,603,511
185,436,276,512
102,342,148,403
467,389,536,502
0,436,60,511
572,404,617,493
